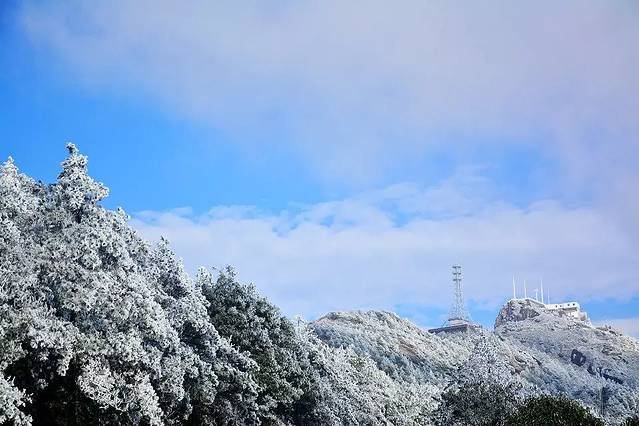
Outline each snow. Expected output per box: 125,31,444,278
311,301,639,423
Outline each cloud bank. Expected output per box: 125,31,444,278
19,0,639,187
16,1,639,327
131,171,639,323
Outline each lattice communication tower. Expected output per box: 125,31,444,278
447,265,471,325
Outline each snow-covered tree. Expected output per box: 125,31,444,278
200,267,325,425
431,333,523,425
432,381,517,426
622,415,639,426
0,146,259,425
505,394,604,426
299,326,438,426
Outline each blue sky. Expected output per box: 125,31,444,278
1,1,639,336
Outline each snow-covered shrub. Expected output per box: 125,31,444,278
622,415,639,426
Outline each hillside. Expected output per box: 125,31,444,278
311,311,473,384
311,300,639,423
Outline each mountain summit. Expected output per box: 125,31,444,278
311,301,639,423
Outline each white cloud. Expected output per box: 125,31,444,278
18,0,639,188
16,1,639,322
130,172,639,321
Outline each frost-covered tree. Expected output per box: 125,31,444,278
505,394,604,426
432,333,523,426
457,333,522,391
0,146,259,425
432,381,517,426
622,415,639,426
200,267,325,425
298,326,438,426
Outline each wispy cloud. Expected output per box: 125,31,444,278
131,170,639,321
18,0,639,188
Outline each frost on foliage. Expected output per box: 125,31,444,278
456,332,524,392
300,324,439,425
312,305,639,424
0,376,31,426
0,147,259,425
311,310,472,385
53,143,109,213
201,266,334,425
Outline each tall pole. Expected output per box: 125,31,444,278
512,276,516,300
524,280,527,299
540,278,544,304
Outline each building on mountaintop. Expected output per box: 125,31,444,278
509,277,590,323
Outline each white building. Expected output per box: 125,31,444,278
545,301,589,322
511,277,589,323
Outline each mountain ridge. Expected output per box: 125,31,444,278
310,300,639,423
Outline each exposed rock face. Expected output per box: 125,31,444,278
494,298,542,328
494,298,591,328
311,301,639,423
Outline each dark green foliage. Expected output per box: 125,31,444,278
433,382,518,426
505,394,604,426
5,360,122,426
622,415,639,426
201,267,323,425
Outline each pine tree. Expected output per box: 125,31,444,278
0,146,259,425
200,267,320,425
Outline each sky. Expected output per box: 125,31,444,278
1,1,638,335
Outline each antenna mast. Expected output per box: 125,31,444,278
447,265,470,325
547,287,550,304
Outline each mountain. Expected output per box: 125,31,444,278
311,311,472,385
310,300,639,423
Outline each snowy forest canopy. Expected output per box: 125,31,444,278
0,145,636,425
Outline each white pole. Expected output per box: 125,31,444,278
540,278,544,304
513,276,516,300
534,288,539,301
524,280,527,299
